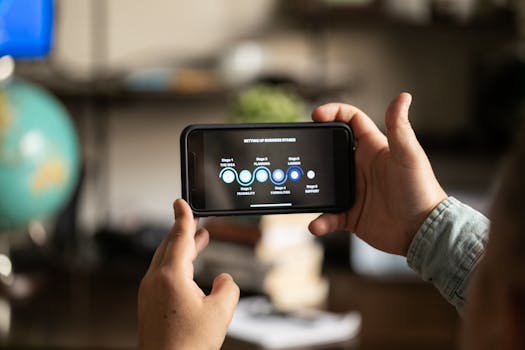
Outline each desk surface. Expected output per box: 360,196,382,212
3,263,458,349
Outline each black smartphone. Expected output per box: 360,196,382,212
180,122,355,216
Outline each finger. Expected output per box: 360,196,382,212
206,273,240,319
173,198,197,235
308,212,347,236
195,228,210,256
385,92,425,167
312,103,384,142
146,199,196,271
161,199,199,268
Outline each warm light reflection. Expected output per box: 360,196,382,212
0,254,12,278
0,297,11,339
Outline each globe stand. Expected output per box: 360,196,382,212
0,225,46,341
0,230,38,294
0,228,43,341
0,232,13,287
0,231,13,341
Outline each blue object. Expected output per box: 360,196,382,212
0,0,54,58
0,79,80,229
287,166,303,182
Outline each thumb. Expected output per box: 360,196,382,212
206,273,240,320
385,92,425,167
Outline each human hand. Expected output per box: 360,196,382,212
308,93,447,256
138,199,240,350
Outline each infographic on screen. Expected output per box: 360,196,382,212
200,128,337,211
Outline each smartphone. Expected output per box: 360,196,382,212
180,122,355,216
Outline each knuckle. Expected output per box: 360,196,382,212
153,267,176,289
228,278,240,295
212,297,234,315
169,228,188,243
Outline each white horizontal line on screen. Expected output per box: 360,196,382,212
250,203,292,208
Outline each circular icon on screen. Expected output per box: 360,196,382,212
255,168,269,183
221,169,236,184
287,166,303,182
219,165,307,186
238,169,252,185
271,169,285,183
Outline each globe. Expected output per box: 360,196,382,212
0,79,80,230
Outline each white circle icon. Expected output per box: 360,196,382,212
221,169,236,184
272,169,285,182
290,170,300,180
307,170,315,179
255,169,269,183
239,169,252,184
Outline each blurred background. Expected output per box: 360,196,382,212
1,0,524,349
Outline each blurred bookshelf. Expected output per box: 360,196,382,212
284,0,517,30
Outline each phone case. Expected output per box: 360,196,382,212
180,122,355,216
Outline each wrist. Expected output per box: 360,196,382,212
402,192,449,256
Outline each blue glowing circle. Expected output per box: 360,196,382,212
287,166,303,182
272,169,285,183
290,170,300,181
238,169,252,184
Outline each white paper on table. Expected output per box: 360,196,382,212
227,297,361,349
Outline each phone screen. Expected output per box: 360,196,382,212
182,123,354,215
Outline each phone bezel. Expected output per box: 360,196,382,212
180,122,355,216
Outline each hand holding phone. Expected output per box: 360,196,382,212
180,122,355,216
308,94,448,256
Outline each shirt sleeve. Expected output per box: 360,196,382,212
406,196,489,312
